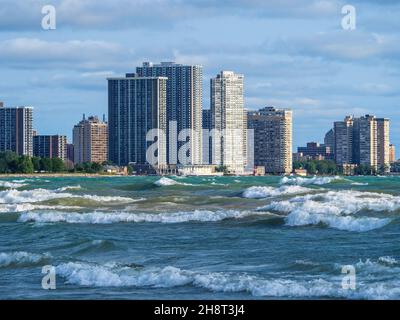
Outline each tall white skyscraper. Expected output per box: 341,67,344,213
211,71,246,174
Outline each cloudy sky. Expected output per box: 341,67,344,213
0,0,399,153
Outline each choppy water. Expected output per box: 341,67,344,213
0,175,399,300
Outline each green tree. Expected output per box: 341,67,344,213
51,158,65,172
16,156,34,174
40,158,53,172
305,162,317,175
0,151,19,173
32,157,41,172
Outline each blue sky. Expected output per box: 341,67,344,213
0,0,399,154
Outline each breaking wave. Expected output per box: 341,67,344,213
243,185,311,199
154,177,193,187
0,188,135,204
0,203,83,213
261,190,396,232
0,251,51,268
0,181,27,189
285,211,390,232
55,262,400,299
18,209,271,224
56,185,82,192
280,176,341,186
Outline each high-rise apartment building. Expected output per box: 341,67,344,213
136,62,202,165
389,144,396,163
334,116,354,165
211,71,246,174
248,106,292,174
377,118,390,170
353,115,378,168
108,75,167,167
73,115,108,164
324,129,335,155
33,135,67,160
334,115,390,171
0,103,33,156
202,109,212,165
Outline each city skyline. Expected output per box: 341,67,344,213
0,1,399,157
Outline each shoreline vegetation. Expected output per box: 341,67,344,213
0,151,110,176
0,151,395,177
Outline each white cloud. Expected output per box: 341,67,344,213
0,38,130,70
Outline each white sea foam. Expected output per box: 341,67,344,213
243,185,311,199
262,190,396,232
285,210,390,232
378,256,399,266
351,182,369,186
56,185,82,192
55,262,400,299
280,176,341,186
0,251,50,267
352,257,400,271
265,190,400,214
0,181,27,189
154,177,193,186
0,203,83,213
57,263,191,287
18,209,270,224
0,188,135,204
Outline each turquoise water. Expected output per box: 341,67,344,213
0,175,399,299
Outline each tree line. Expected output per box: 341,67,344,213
0,151,105,174
293,160,389,176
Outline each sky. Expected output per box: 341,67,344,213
0,0,399,154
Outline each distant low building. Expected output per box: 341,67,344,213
103,165,128,176
341,164,357,176
294,169,307,177
33,135,67,160
177,165,222,176
297,142,333,160
254,166,265,176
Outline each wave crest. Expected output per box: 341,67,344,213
243,185,311,199
55,261,400,299
0,188,135,205
0,181,27,189
18,209,271,224
154,177,193,187
280,176,341,186
0,251,51,268
262,190,395,232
